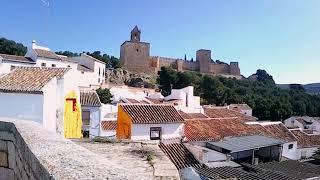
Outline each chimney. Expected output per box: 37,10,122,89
32,40,36,48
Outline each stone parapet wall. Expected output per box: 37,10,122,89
0,121,52,180
0,118,146,180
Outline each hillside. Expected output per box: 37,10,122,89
277,83,320,95
158,67,320,121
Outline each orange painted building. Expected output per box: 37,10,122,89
116,104,184,141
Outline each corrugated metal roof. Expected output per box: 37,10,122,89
207,135,284,153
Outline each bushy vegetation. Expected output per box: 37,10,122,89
158,67,320,121
0,37,27,56
96,88,113,104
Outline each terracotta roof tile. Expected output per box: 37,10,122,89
178,111,208,119
290,129,320,148
125,98,141,104
184,118,262,142
145,97,163,104
261,123,297,143
120,104,184,124
80,90,101,107
101,121,117,130
0,67,69,93
159,143,202,170
0,54,35,64
203,107,257,121
34,49,62,60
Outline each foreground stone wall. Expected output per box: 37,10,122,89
0,121,52,180
0,118,146,180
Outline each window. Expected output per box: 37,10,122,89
99,68,101,75
288,144,293,149
52,64,56,67
150,127,162,140
98,78,100,83
10,66,16,71
103,69,105,76
67,65,71,68
41,63,46,67
82,111,90,126
136,48,139,52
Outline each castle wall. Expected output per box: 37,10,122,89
183,61,199,71
211,63,231,74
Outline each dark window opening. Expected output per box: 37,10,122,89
288,144,293,149
52,64,56,67
150,127,162,140
136,48,139,52
41,63,46,67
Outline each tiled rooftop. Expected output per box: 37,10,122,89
262,123,297,143
178,111,208,119
0,67,69,93
80,90,101,107
159,143,202,170
184,118,262,142
101,120,117,131
203,107,257,121
120,104,184,124
0,54,35,64
290,129,320,148
34,49,62,60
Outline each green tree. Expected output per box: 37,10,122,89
96,88,112,104
0,37,27,55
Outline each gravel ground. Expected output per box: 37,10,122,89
0,118,149,180
73,139,179,179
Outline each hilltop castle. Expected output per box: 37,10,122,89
120,26,241,79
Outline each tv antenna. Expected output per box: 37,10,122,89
38,0,50,46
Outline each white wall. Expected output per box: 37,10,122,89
42,77,58,132
0,61,34,75
69,54,106,86
282,142,299,160
100,129,116,137
82,106,101,138
0,92,43,123
298,147,318,159
184,143,227,163
165,86,202,113
131,123,184,141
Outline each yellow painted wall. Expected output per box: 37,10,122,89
64,91,83,139
116,106,132,139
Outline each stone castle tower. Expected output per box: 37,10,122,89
120,26,151,73
120,26,241,78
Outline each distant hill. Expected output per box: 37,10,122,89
277,83,320,95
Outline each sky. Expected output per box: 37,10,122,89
1,0,319,84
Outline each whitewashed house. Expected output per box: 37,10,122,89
80,90,102,138
68,53,106,87
117,104,184,142
0,54,35,74
290,129,320,159
0,67,79,133
247,121,300,160
229,104,253,116
0,41,106,88
284,116,320,133
164,86,202,113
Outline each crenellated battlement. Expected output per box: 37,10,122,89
120,26,241,78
